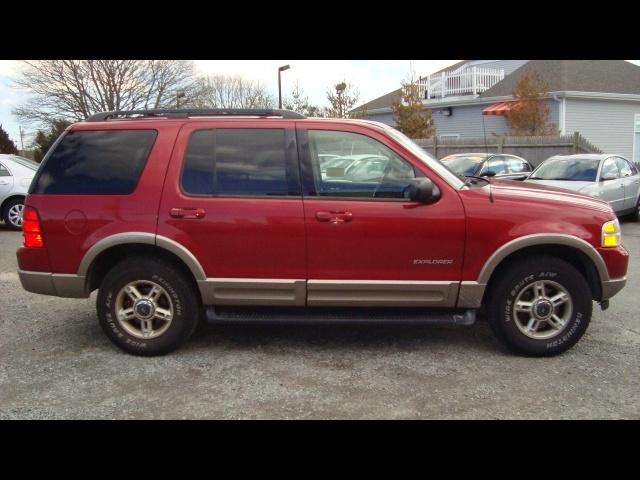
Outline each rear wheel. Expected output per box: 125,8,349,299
2,198,24,230
487,256,592,356
97,257,201,356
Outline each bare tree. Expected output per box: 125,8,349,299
325,81,359,118
187,74,275,109
283,82,324,117
12,60,196,126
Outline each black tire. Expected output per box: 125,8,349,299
487,255,592,357
97,257,201,356
632,198,640,222
2,197,24,231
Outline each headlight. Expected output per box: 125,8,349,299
602,219,621,247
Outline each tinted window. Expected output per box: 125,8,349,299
31,130,156,194
308,130,417,199
0,163,10,177
181,129,291,197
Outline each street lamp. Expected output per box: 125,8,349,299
335,82,346,118
278,64,290,109
176,90,185,109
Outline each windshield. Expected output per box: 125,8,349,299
530,158,600,181
10,155,39,170
440,155,485,177
383,127,464,188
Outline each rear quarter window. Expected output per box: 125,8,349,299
31,129,157,194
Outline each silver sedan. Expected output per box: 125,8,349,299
0,154,39,230
526,154,640,220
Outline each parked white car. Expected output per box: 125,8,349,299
0,154,39,230
526,154,640,220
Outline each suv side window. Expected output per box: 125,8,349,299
31,130,157,194
616,157,634,177
181,128,296,197
307,130,417,199
601,158,621,180
0,163,10,176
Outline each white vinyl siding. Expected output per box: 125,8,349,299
367,100,560,139
564,98,640,159
634,114,640,162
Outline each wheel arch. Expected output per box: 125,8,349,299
80,233,206,297
481,235,608,303
458,234,609,308
1,194,26,214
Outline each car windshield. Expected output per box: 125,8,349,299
383,127,464,188
440,155,485,177
530,158,600,181
10,155,39,170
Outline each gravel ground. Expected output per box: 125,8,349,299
1,220,639,419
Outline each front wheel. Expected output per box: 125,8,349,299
97,257,201,356
487,256,592,356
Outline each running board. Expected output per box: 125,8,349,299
205,306,476,325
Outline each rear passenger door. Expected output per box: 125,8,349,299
157,121,307,306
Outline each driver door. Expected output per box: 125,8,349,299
599,157,625,212
298,125,465,307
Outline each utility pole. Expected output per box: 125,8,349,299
19,126,25,154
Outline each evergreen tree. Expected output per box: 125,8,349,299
33,120,71,162
0,124,19,154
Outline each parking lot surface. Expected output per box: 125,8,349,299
1,221,639,419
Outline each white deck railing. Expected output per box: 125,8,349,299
417,67,505,100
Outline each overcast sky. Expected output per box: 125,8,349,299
0,60,459,146
2,59,640,148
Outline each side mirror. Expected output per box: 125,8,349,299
480,171,497,177
600,173,617,181
405,178,441,204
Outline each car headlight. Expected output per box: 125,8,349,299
602,219,621,247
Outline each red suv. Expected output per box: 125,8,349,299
16,109,629,356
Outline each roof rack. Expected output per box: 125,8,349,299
85,108,306,122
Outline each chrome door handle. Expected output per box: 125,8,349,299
315,211,353,223
170,207,206,219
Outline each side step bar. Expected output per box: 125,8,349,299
205,306,476,325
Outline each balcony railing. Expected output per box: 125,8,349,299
417,67,505,100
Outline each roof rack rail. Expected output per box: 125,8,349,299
85,108,306,122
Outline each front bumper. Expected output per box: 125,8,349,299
18,270,89,298
600,277,627,301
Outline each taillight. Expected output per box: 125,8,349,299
23,206,44,248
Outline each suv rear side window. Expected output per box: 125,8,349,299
181,128,294,197
31,130,157,194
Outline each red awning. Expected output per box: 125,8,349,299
482,101,516,116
